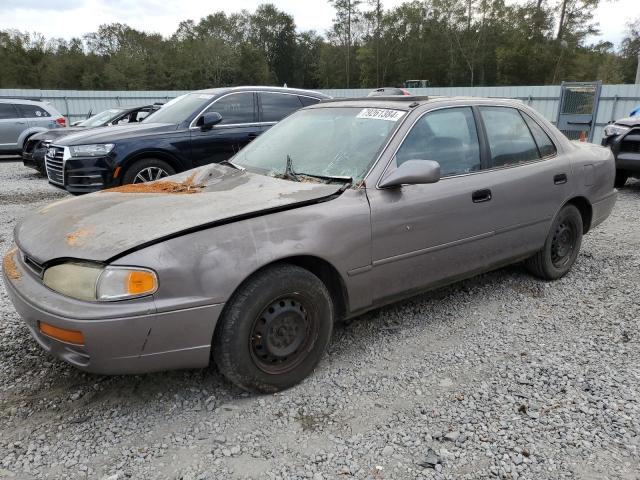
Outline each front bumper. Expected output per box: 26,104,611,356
46,150,120,194
63,156,118,193
602,129,640,174
2,249,223,375
22,146,47,173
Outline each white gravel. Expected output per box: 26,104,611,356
0,159,639,480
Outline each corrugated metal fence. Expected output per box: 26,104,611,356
2,84,639,142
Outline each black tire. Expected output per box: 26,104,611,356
122,158,175,185
525,204,583,280
213,264,334,393
614,171,628,189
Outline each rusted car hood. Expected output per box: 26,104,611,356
15,164,344,264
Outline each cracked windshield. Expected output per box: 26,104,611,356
233,107,406,183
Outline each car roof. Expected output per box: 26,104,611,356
309,95,525,110
194,86,331,99
0,98,49,105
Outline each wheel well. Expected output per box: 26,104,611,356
121,151,184,178
21,132,37,149
234,256,349,321
566,196,592,233
283,256,348,319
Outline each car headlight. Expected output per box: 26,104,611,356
43,263,158,301
69,144,115,157
603,124,630,138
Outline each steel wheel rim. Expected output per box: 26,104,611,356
133,166,169,183
249,295,316,375
551,220,576,268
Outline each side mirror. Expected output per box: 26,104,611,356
378,159,441,188
198,112,223,130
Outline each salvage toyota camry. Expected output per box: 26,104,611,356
3,96,617,393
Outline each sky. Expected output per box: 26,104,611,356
0,0,638,47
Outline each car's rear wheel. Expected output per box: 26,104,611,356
122,158,175,185
213,264,333,393
525,204,583,280
614,171,628,189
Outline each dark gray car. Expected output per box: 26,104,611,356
601,115,640,187
0,99,66,154
3,96,616,393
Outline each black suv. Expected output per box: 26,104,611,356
601,115,640,188
23,104,160,174
45,87,329,193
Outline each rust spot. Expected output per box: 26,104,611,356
104,172,204,194
66,226,96,247
3,248,21,280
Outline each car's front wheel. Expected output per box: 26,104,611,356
213,264,333,393
525,204,583,280
122,158,176,185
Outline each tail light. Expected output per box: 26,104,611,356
55,117,66,127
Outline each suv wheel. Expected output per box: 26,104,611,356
213,264,333,393
122,158,175,185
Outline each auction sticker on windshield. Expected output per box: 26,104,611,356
356,108,405,121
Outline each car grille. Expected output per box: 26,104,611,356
45,146,64,185
621,140,640,154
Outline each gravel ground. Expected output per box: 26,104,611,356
0,159,639,480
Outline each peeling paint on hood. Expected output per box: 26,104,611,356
15,164,344,264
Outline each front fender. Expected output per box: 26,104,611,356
119,143,191,173
111,189,373,315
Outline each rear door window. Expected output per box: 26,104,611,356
260,93,303,122
521,112,557,158
0,103,19,119
480,107,540,167
395,106,481,177
17,104,51,118
206,93,256,125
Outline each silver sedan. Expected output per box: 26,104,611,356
3,96,617,392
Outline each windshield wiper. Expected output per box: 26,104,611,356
282,155,351,185
294,171,353,184
283,155,301,181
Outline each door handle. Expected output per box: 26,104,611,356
472,189,492,203
554,173,568,185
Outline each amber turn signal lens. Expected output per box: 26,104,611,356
127,270,157,295
38,322,85,345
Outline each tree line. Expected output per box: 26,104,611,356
0,0,638,91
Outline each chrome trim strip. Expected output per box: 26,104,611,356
373,231,495,267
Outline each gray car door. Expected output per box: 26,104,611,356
17,103,54,129
474,106,570,260
0,103,23,151
367,106,502,302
